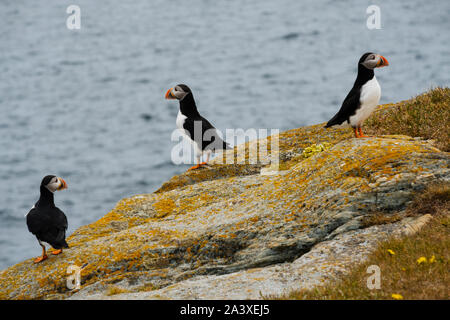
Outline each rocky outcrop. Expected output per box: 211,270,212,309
69,214,433,300
0,121,449,300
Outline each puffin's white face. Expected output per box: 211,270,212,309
44,176,68,193
361,53,389,69
165,85,190,101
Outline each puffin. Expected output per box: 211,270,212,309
165,84,230,170
26,175,69,263
325,52,389,137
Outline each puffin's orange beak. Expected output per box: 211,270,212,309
57,178,68,190
377,55,389,67
165,88,176,100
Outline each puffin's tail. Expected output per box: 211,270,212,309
324,114,341,128
51,232,69,249
50,239,69,249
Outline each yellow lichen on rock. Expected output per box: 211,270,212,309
152,198,176,218
302,142,332,158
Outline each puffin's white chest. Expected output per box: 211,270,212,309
349,76,381,127
176,110,202,154
176,110,187,130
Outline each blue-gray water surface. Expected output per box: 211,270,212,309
0,0,449,269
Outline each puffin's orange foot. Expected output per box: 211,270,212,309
199,162,208,166
187,164,201,171
52,249,63,255
358,128,370,138
34,255,48,263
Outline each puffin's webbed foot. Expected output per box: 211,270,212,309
358,127,369,138
187,164,202,171
34,255,48,263
34,243,48,263
52,249,63,255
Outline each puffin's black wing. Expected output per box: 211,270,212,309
325,86,361,128
183,116,230,151
54,207,68,230
26,207,43,235
26,207,69,249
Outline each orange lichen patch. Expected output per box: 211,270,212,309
105,285,130,296
178,192,217,215
149,191,219,220
156,164,262,193
277,123,352,152
152,198,176,218
68,196,153,246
